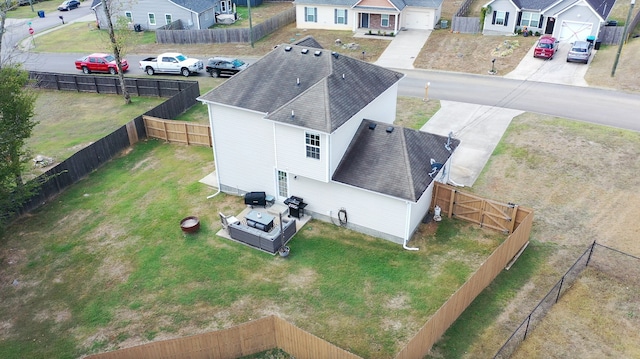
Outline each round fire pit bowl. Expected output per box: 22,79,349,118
180,216,200,233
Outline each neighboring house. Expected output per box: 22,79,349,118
198,37,459,246
91,0,223,31
294,0,443,33
482,0,616,43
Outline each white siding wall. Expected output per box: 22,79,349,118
274,124,328,182
296,5,353,30
329,83,399,174
290,176,409,241
210,105,276,194
482,0,517,34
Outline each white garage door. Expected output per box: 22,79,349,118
558,21,592,42
404,10,432,29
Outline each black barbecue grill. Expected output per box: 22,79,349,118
284,196,307,219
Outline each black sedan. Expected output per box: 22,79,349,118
206,57,248,78
58,0,80,11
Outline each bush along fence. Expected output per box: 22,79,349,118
84,182,534,359
156,6,295,44
493,241,640,358
12,72,200,217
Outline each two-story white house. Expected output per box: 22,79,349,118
198,38,459,247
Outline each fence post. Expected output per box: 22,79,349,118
523,314,532,340
585,240,596,266
555,276,564,303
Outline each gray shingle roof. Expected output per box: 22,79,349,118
332,120,459,202
295,0,442,10
170,0,214,13
513,0,614,18
199,42,404,133
292,35,324,49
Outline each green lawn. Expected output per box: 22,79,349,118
6,0,59,19
0,137,508,359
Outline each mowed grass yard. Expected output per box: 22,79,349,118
0,140,506,359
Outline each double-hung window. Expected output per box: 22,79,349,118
335,9,347,24
306,133,320,160
520,12,540,27
148,13,156,26
381,14,390,27
125,11,133,23
305,7,317,22
493,11,508,26
165,14,172,25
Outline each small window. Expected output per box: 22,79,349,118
335,9,347,25
305,133,320,160
124,11,133,23
494,11,506,26
520,12,540,27
381,14,389,27
165,14,172,25
305,7,317,23
148,13,156,25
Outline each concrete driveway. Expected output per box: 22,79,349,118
504,40,590,86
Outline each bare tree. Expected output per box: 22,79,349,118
0,0,18,68
101,0,131,104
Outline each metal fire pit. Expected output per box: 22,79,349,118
180,216,200,233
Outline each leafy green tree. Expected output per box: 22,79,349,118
0,64,38,232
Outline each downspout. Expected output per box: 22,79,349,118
403,201,419,251
206,103,222,199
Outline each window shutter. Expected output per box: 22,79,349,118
305,7,308,21
516,11,522,26
345,10,348,25
504,12,509,26
492,11,496,25
539,15,544,27
314,8,317,22
334,9,337,23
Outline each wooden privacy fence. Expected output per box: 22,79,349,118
86,315,362,359
451,16,480,34
156,7,295,44
143,115,212,147
85,182,533,359
394,182,534,359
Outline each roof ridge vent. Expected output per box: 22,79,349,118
301,48,309,54
314,50,322,56
284,46,292,52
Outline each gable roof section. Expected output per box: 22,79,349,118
404,0,444,8
354,0,404,11
498,0,613,19
295,0,356,5
170,0,213,13
292,35,324,49
332,120,460,202
199,42,404,133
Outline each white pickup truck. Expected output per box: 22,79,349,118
139,53,203,77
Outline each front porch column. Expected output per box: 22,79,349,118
394,13,399,34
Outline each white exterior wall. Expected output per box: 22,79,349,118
274,124,328,182
482,0,517,34
290,176,409,241
209,104,276,194
296,5,353,30
329,84,399,175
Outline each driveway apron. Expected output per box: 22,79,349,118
374,29,432,69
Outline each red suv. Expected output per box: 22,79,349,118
533,35,558,59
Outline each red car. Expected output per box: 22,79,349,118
75,53,129,74
533,35,558,60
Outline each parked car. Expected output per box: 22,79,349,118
58,0,80,11
75,53,129,75
533,35,558,59
139,53,203,77
206,57,248,78
566,41,592,64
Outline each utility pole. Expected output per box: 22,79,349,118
247,0,254,48
611,0,635,77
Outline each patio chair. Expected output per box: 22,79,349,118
219,212,240,230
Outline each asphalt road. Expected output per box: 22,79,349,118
4,12,639,133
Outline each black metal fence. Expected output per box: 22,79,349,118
13,73,200,216
493,242,640,358
156,7,295,44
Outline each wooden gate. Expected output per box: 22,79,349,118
432,182,525,234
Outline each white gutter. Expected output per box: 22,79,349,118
403,201,419,251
